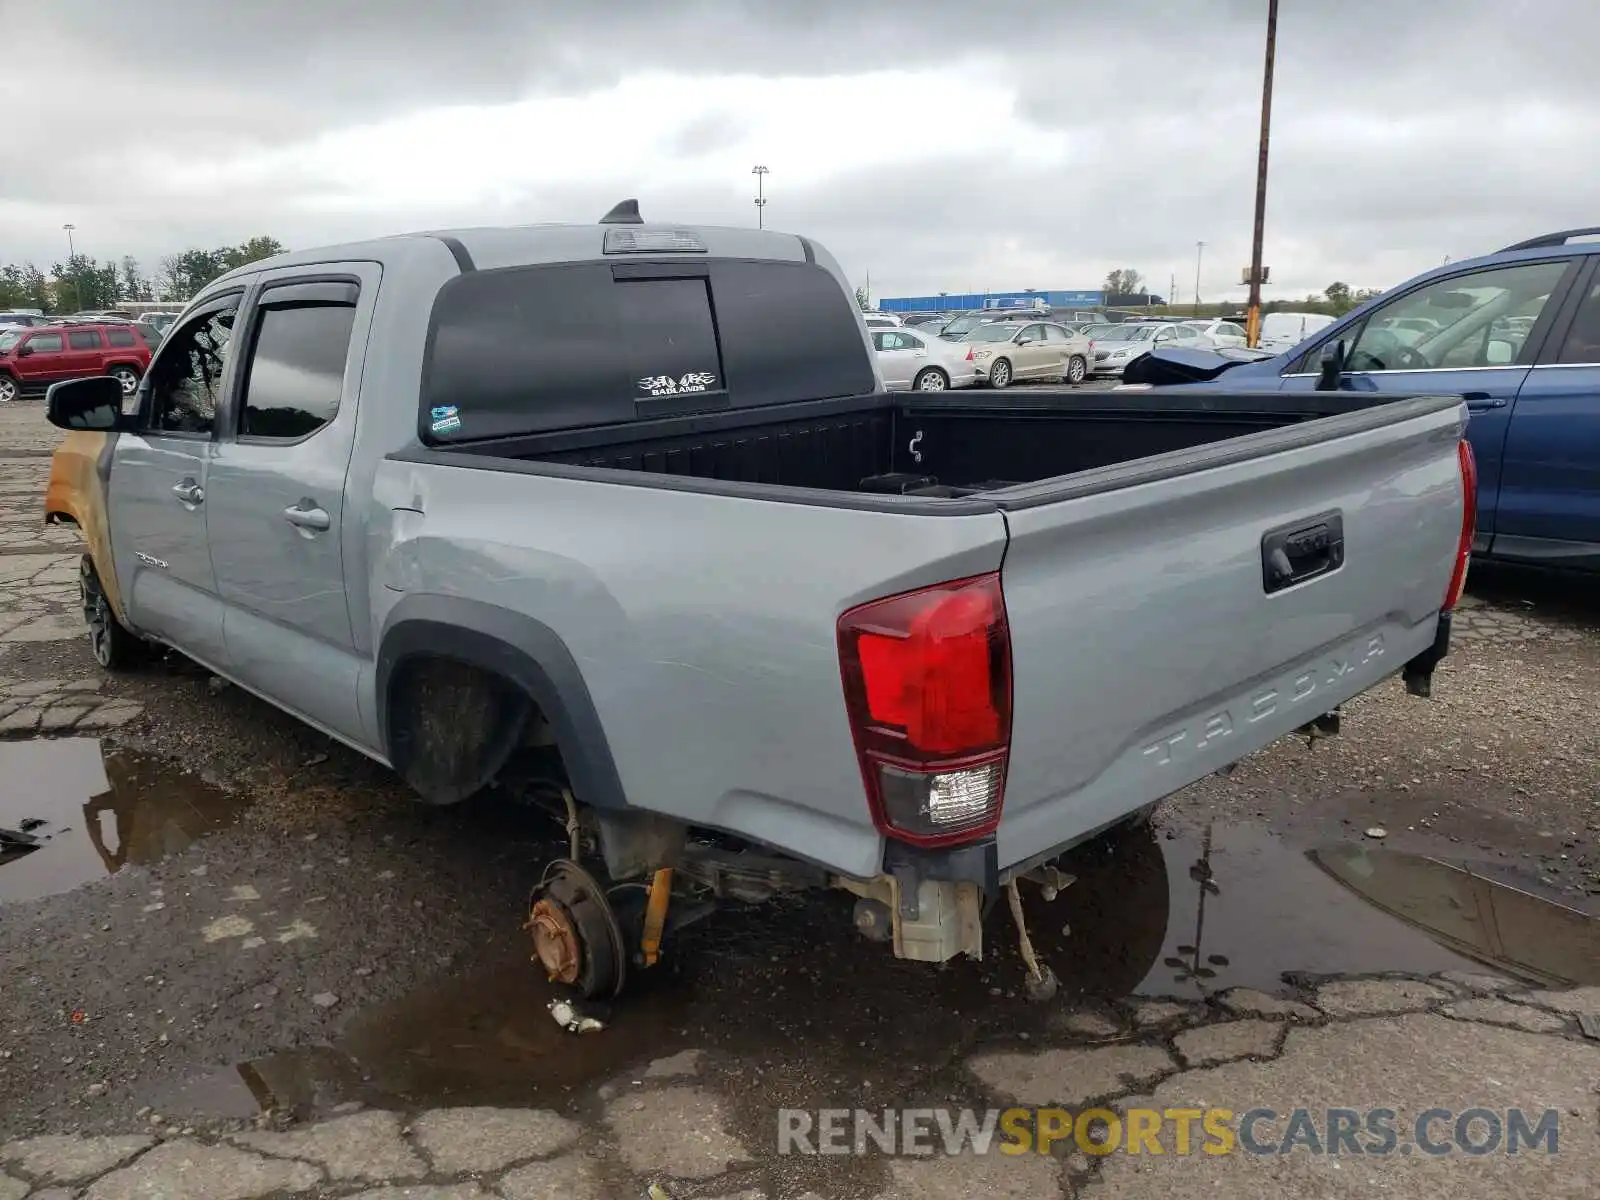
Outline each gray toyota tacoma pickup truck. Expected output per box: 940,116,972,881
43,202,1475,999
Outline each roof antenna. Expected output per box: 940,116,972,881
600,199,643,226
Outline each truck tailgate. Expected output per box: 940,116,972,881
993,395,1468,871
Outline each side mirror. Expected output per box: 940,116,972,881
46,376,129,432
1315,339,1348,391
1016,336,1033,345
1486,338,1514,366
16,343,33,357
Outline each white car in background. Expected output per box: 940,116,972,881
862,311,902,329
871,327,978,391
1091,321,1211,375
1258,311,1335,353
1183,318,1249,348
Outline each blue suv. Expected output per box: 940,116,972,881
1136,228,1600,572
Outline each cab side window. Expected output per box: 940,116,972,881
237,282,359,441
145,298,240,435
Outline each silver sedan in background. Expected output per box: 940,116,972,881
872,327,978,391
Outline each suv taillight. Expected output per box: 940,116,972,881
837,573,1012,847
1443,439,1477,611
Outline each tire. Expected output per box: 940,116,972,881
1065,355,1088,385
109,365,141,397
0,372,17,404
988,358,1013,389
80,555,151,671
913,367,949,392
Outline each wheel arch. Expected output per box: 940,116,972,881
376,594,629,811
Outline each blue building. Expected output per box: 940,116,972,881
878,289,1105,314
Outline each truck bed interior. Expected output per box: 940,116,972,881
437,391,1392,499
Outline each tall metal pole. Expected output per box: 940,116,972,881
1245,0,1279,347
1193,241,1205,316
751,165,769,230
62,224,79,312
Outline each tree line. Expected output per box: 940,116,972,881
1104,267,1383,316
0,236,287,314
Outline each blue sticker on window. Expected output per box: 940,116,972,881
430,405,462,435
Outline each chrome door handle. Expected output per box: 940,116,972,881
171,481,204,504
284,504,331,532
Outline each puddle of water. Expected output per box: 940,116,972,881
144,945,696,1119
0,738,243,903
146,821,1599,1119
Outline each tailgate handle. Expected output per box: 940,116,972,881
1262,512,1344,594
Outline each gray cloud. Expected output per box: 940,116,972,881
4,0,1598,299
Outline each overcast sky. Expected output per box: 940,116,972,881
4,0,1598,303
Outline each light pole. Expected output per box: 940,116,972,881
62,223,80,313
1244,0,1279,347
751,165,769,230
1193,241,1205,316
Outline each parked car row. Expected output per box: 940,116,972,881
872,317,1094,390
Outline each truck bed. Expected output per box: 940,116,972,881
435,390,1394,501
382,388,1466,879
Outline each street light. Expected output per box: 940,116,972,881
1193,241,1205,316
62,223,80,313
1245,0,1279,347
751,165,769,230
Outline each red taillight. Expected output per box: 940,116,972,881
965,348,974,361
838,573,1012,847
1444,439,1477,611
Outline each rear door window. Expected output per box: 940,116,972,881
423,258,874,442
68,330,102,350
107,328,138,348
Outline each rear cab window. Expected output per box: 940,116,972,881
421,258,875,443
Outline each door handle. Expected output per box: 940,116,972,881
283,503,331,532
171,481,204,505
1464,395,1508,411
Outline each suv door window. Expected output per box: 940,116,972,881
24,332,63,354
68,330,101,350
237,284,359,440
1346,261,1568,372
1554,280,1600,363
144,297,240,435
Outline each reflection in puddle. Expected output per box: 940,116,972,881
0,738,243,903
145,821,1599,1120
1312,843,1600,986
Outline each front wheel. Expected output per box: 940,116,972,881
80,556,151,671
1065,356,1087,385
913,367,948,392
109,365,141,397
988,358,1013,389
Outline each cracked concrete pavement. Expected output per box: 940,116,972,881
0,974,1595,1198
1,399,1598,1197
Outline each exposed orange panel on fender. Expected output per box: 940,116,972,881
44,430,125,623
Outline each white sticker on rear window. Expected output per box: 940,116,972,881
638,371,717,397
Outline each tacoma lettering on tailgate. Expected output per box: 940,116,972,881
1139,634,1386,767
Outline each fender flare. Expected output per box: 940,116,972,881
375,594,630,810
